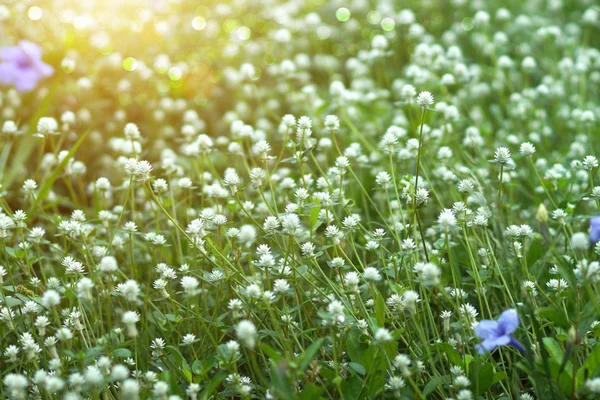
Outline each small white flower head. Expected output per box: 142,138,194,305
454,375,471,388
153,178,168,193
571,232,589,252
400,84,416,100
124,122,141,139
37,117,58,136
121,379,140,398
99,256,118,273
457,389,473,400
3,373,28,395
181,333,196,346
96,177,111,192
235,320,257,349
438,209,457,231
301,242,316,257
324,115,340,132
402,290,420,311
178,177,193,189
494,147,512,165
546,278,568,292
2,120,18,134
134,160,153,181
374,327,392,342
418,262,441,286
85,366,104,386
586,377,600,394
23,179,38,192
117,280,141,302
42,289,61,307
582,155,599,170
416,91,434,108
520,142,536,157
363,267,382,282
111,364,130,381
521,280,538,296
124,221,138,233
181,276,200,296
386,376,406,391
122,311,140,337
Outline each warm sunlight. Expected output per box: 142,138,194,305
1,0,599,398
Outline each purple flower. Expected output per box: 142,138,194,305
590,217,600,244
0,41,53,92
474,309,525,354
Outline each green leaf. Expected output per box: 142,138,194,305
309,199,321,229
199,371,228,400
347,330,367,363
423,375,449,396
467,359,494,396
3,78,60,187
298,384,324,400
297,338,325,374
112,348,132,358
577,345,600,384
543,337,563,362
542,337,572,373
492,371,507,384
33,129,91,209
4,297,23,307
166,345,191,380
270,359,295,399
435,343,464,367
548,360,573,396
375,291,385,327
537,308,570,330
259,343,283,362
348,362,367,376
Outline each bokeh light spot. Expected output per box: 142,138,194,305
317,26,331,40
28,6,42,20
381,17,395,31
367,11,381,24
168,67,183,81
59,9,74,23
237,26,251,40
263,52,276,64
123,57,138,71
194,96,208,106
336,8,351,22
461,17,474,31
333,44,346,57
192,16,206,31
223,19,238,33
73,15,89,30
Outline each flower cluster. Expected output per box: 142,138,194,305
0,0,599,399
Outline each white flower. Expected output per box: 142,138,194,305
494,147,512,165
374,328,392,341
181,276,200,295
416,91,434,107
520,142,536,156
99,256,118,273
42,290,61,307
122,311,140,337
363,267,382,282
235,320,257,349
37,117,58,136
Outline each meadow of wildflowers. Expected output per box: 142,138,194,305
1,0,600,398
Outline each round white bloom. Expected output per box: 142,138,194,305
235,320,257,349
416,91,434,107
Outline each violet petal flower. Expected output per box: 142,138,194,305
590,217,600,244
474,309,525,354
0,41,53,92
